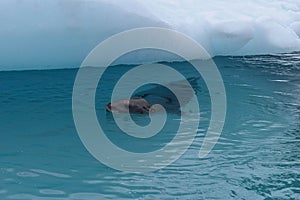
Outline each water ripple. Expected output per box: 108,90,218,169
30,169,71,178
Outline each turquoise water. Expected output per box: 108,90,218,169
1,53,300,199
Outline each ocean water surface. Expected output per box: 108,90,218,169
0,53,300,199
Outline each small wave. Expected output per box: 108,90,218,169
16,171,39,178
30,169,71,178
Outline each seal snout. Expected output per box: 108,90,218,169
105,103,111,111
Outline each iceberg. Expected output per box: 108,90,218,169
0,0,300,70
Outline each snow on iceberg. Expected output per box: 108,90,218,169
0,0,300,70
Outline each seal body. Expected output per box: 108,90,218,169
105,76,200,114
106,98,151,114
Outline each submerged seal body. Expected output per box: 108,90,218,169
105,76,201,114
106,98,151,114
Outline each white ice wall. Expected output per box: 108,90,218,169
1,0,300,70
